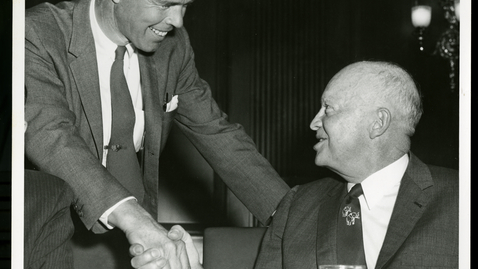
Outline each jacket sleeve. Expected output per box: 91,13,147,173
24,8,131,233
171,28,290,225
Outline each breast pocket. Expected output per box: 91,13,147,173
160,109,178,152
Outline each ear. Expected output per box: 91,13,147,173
369,107,391,139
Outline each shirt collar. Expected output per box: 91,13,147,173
89,0,135,58
348,154,409,210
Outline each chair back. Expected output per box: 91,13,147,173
203,227,267,269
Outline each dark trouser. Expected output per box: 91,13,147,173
24,169,75,269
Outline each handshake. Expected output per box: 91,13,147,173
108,201,203,269
129,225,203,269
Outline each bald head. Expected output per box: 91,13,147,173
329,61,422,136
310,61,422,181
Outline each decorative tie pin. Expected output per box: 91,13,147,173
342,205,360,226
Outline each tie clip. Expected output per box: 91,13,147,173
104,144,124,152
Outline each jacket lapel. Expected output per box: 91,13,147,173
375,154,433,268
138,52,163,156
316,182,346,265
68,0,103,158
137,52,163,216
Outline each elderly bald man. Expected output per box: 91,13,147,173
254,61,458,269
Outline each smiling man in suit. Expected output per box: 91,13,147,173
254,61,459,269
24,0,289,268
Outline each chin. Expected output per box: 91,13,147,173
134,40,162,53
314,158,327,168
314,148,330,165
140,45,160,53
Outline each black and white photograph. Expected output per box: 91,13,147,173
3,0,472,268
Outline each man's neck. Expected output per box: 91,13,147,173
337,149,408,184
94,0,128,45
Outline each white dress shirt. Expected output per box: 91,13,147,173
347,154,409,269
90,0,143,228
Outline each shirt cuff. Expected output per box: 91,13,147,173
99,196,137,229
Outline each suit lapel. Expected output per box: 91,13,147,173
375,154,433,268
68,0,103,158
316,182,346,265
137,52,163,215
138,52,163,155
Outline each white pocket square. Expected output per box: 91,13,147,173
165,95,178,112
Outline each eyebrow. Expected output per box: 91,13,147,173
160,0,195,5
153,0,194,7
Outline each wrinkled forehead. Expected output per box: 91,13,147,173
322,64,384,105
321,69,366,104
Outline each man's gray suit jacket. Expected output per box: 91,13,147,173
25,0,289,233
255,154,458,268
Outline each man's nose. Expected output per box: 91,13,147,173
165,6,185,28
309,111,323,131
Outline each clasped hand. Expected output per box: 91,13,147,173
130,225,203,269
108,200,198,269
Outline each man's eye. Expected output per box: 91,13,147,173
324,105,333,114
159,5,169,10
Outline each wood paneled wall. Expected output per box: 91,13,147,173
249,0,325,177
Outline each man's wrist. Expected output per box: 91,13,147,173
107,199,152,231
99,196,137,229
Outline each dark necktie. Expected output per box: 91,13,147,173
106,46,144,202
336,184,366,266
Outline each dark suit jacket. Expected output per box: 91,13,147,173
25,0,289,233
255,154,458,268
